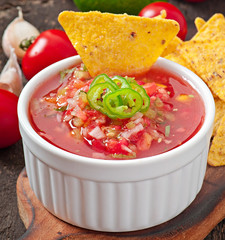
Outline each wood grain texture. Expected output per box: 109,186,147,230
17,166,225,240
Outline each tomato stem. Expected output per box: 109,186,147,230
19,36,36,51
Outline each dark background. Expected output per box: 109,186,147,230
0,0,225,239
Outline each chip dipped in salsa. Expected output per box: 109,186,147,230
29,63,205,160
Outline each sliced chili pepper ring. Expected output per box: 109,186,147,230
90,73,118,89
103,88,143,119
112,76,131,89
87,82,118,118
130,82,150,112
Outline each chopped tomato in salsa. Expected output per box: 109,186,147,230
29,63,205,160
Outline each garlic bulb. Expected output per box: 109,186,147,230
0,48,23,96
2,6,40,61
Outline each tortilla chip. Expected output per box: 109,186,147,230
154,9,167,19
164,51,184,64
164,48,196,74
208,114,225,166
161,36,183,57
213,98,225,136
192,14,225,41
194,17,206,31
176,40,225,101
58,11,179,77
154,9,182,57
163,13,225,167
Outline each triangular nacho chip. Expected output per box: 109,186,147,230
161,36,183,57
58,11,179,77
164,50,196,74
213,98,225,136
208,114,225,166
194,17,206,31
192,14,225,41
175,40,225,101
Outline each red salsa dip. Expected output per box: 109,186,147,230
29,63,205,160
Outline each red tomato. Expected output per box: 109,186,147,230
22,29,77,80
0,89,21,148
139,2,187,40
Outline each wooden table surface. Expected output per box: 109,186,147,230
0,0,225,239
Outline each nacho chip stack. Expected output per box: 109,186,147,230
163,13,225,166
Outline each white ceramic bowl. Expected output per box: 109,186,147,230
18,55,215,232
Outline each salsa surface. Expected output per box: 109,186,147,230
29,64,205,160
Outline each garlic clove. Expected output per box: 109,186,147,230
0,48,23,96
0,83,13,93
2,6,40,61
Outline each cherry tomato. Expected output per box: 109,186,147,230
22,29,77,80
139,2,187,40
0,89,21,148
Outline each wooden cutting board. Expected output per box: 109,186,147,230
17,166,225,240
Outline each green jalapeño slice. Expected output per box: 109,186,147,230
130,82,150,112
87,82,118,118
90,73,118,90
111,76,131,89
103,88,143,119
